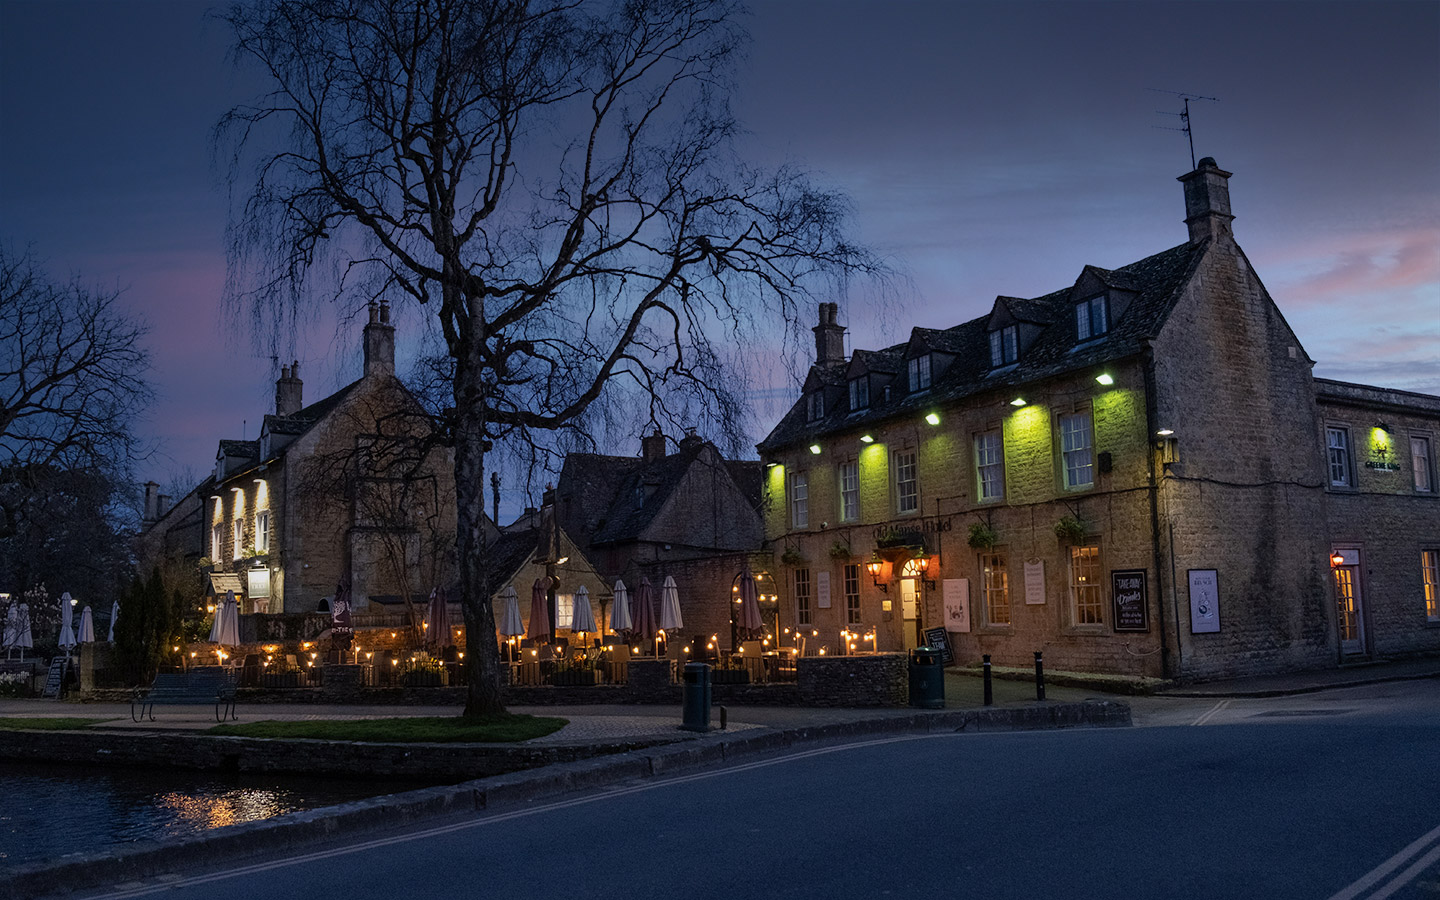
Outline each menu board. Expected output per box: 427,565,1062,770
42,657,67,698
1111,570,1149,632
1189,569,1221,633
942,578,970,633
816,571,831,608
923,627,954,665
1024,559,1046,604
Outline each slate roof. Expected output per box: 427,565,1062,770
487,528,541,590
218,440,258,458
759,240,1205,453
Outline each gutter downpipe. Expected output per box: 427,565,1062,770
1142,344,1175,678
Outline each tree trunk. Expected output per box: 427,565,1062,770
456,357,503,718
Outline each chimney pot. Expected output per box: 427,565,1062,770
641,430,667,463
1178,158,1235,245
812,302,846,367
363,303,396,377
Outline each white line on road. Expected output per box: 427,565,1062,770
1190,699,1229,726
1327,821,1440,900
81,732,948,900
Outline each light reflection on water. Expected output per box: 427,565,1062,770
0,763,435,867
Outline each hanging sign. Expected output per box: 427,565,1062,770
1024,559,1046,605
816,571,831,609
1111,570,1149,632
942,578,970,633
1188,569,1221,634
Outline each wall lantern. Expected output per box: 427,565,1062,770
809,443,822,455
1095,373,1114,386
1329,551,1346,568
925,412,941,426
914,554,937,590
865,553,887,593
860,434,875,444
1010,397,1027,407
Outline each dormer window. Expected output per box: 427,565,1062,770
807,391,824,422
1076,295,1109,341
989,326,1018,367
849,377,869,411
908,354,932,392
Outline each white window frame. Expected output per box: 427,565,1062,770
894,448,918,514
974,430,1004,503
789,471,809,529
795,568,812,627
843,564,861,624
1070,544,1103,626
1060,411,1094,490
838,460,859,522
211,522,222,561
1076,295,1108,341
1327,426,1352,488
555,593,573,631
1412,436,1434,493
980,552,1010,626
232,517,244,559
989,326,1018,367
848,377,869,411
908,354,932,392
254,509,270,554
1423,550,1439,622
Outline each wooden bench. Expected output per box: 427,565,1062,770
131,673,237,722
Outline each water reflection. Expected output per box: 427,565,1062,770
0,763,435,867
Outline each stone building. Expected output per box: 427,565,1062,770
758,159,1440,681
553,430,771,649
138,303,465,618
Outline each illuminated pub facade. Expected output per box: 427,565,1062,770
758,160,1440,681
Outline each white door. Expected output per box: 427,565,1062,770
1332,549,1365,655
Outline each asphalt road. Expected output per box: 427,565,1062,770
74,680,1439,900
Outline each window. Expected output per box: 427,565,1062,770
980,552,1010,626
989,326,1018,367
1423,551,1439,622
1413,437,1434,493
974,431,1004,502
1076,295,1108,341
838,461,859,522
232,517,244,559
1070,545,1103,625
848,377,869,411
789,471,809,529
844,564,861,624
255,510,270,554
1060,412,1094,489
795,568,812,626
807,391,824,422
555,593,573,630
211,523,222,561
1327,426,1352,487
908,354,932,392
894,449,918,514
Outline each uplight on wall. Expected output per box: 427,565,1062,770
1010,397,1027,407
859,434,874,443
1095,373,1114,386
925,413,941,426
809,444,822,455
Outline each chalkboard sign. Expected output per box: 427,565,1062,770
1111,570,1149,632
42,657,68,699
923,627,954,665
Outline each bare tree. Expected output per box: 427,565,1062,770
218,0,881,716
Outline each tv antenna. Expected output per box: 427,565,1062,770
1149,89,1219,169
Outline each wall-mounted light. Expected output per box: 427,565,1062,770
765,461,778,468
924,413,940,426
1010,397,1027,407
1156,428,1174,436
865,553,887,594
860,434,874,444
914,554,937,590
1329,551,1346,568
1095,373,1114,386
809,444,822,455
230,486,241,493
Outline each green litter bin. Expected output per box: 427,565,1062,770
909,647,945,709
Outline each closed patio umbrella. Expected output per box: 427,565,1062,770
527,578,551,642
78,606,95,644
2,605,19,658
58,593,76,652
108,600,119,642
570,585,596,638
209,590,240,657
632,577,657,654
497,585,525,637
737,568,764,638
659,576,683,632
16,604,32,659
610,579,632,634
425,587,451,649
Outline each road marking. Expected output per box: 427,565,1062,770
1190,699,1229,726
80,732,947,900
1328,822,1440,900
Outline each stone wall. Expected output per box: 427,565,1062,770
797,653,907,707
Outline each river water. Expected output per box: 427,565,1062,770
0,762,438,868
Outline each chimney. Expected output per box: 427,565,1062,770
143,481,159,523
641,430,667,463
679,427,702,453
157,494,171,518
363,300,396,377
813,302,846,367
275,362,303,416
1178,157,1234,245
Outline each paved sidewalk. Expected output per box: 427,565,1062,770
1155,654,1440,698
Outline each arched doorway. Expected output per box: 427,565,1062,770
899,558,923,650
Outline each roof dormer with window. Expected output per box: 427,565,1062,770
984,298,1050,371
1067,267,1137,347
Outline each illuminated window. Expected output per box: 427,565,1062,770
795,568,812,626
807,391,824,422
1076,295,1108,341
908,354,932,392
254,510,270,554
844,564,861,624
1326,426,1352,487
1070,545,1103,625
838,461,859,522
1413,437,1434,493
974,430,1004,502
232,517,244,559
789,471,809,529
894,448,918,514
989,326,1018,367
1423,550,1439,622
211,523,222,561
1060,412,1094,489
849,377,869,411
981,552,1010,626
554,593,573,631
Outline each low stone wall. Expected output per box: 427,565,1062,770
798,653,907,707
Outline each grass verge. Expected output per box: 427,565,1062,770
206,714,567,743
0,717,110,731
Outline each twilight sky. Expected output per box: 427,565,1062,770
2,1,1437,515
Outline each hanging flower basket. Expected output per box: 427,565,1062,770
780,547,806,566
1054,515,1086,544
968,522,998,550
828,541,852,560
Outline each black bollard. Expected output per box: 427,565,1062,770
1034,650,1046,701
982,654,993,706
